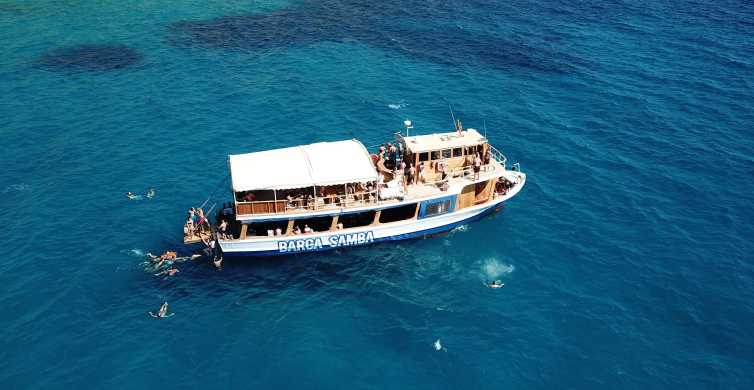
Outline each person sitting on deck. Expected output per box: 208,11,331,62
286,194,296,209
201,235,217,258
336,222,343,230
293,226,302,235
218,219,228,239
304,224,313,234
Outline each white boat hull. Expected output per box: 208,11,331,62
218,173,525,257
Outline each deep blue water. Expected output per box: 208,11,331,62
2,0,754,388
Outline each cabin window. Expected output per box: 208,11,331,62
419,152,429,162
292,216,333,233
442,149,452,159
431,150,442,160
452,147,463,157
248,220,288,237
379,204,417,223
339,211,376,229
419,196,457,219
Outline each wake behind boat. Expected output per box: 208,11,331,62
184,120,525,256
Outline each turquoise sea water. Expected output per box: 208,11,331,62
2,0,754,388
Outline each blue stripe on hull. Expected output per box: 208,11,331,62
222,203,502,258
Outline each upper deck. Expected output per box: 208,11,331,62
229,128,509,220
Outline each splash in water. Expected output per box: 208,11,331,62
388,102,406,110
128,249,145,257
451,224,469,233
434,339,443,351
482,258,515,280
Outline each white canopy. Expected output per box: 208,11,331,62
229,139,378,191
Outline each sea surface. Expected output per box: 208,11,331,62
2,0,753,388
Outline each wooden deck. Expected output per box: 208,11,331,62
183,229,212,245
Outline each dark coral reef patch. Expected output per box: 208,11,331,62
36,44,143,72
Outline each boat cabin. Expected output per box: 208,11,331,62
398,126,494,184
229,140,380,216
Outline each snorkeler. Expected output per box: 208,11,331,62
154,266,179,277
489,280,504,289
126,191,142,200
149,302,172,318
147,251,177,263
213,254,223,270
147,251,179,269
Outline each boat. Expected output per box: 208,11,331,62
184,120,526,257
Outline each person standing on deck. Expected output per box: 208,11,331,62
474,153,482,181
184,216,195,239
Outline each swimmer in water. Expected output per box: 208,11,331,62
147,251,177,263
489,280,504,289
147,251,179,270
149,302,171,318
126,191,142,200
213,254,223,270
154,266,179,277
146,188,156,199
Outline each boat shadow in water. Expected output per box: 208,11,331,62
35,44,144,72
165,0,585,74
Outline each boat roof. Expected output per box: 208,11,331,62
229,139,378,191
402,128,487,153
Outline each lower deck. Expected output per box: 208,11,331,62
185,169,525,247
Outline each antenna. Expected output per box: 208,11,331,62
483,119,487,139
448,104,457,130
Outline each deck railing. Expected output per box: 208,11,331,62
488,144,507,170
235,190,379,216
